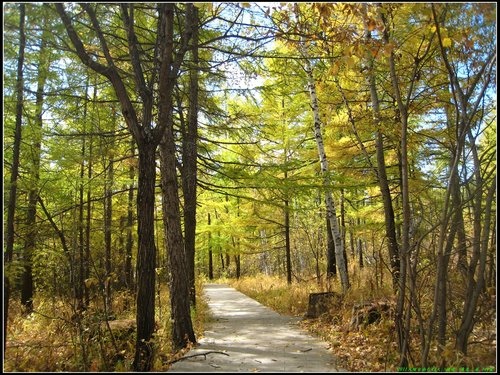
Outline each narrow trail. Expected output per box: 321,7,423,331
168,283,346,372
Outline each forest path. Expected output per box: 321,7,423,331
167,283,346,372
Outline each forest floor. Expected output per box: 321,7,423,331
167,283,346,372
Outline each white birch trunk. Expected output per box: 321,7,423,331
303,57,350,294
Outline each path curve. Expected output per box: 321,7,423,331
168,283,346,372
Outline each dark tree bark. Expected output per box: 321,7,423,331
160,121,196,349
326,216,336,278
358,238,364,269
235,254,241,279
284,197,292,285
208,213,214,280
125,141,136,291
181,5,199,307
134,145,157,370
5,3,25,350
104,154,114,312
158,3,196,351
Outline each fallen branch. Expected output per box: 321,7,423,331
165,350,230,365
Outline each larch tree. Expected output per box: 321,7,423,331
4,2,25,349
55,3,196,370
20,3,54,314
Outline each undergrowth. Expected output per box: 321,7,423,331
3,278,210,372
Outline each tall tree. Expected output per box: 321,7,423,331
302,56,350,294
21,4,53,314
55,3,196,369
181,4,200,306
289,5,350,293
158,3,197,350
358,4,401,293
4,3,26,349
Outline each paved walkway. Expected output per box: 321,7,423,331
168,283,346,372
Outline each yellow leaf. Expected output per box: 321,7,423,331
442,37,452,48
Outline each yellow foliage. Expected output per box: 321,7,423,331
442,37,452,48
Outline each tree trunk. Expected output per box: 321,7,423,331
125,140,135,291
5,3,25,349
133,144,158,371
326,216,336,278
160,125,196,348
235,254,241,279
76,78,91,312
104,155,114,312
284,197,292,285
157,2,196,351
381,10,412,366
77,128,86,311
303,57,349,294
208,213,214,280
181,5,199,307
358,238,364,269
85,82,96,306
364,4,407,363
21,12,50,313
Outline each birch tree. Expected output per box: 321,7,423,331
293,18,350,292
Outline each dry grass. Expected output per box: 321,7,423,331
4,280,210,372
229,274,320,316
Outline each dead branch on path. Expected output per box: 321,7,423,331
164,350,230,365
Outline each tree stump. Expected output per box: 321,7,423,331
305,292,341,318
